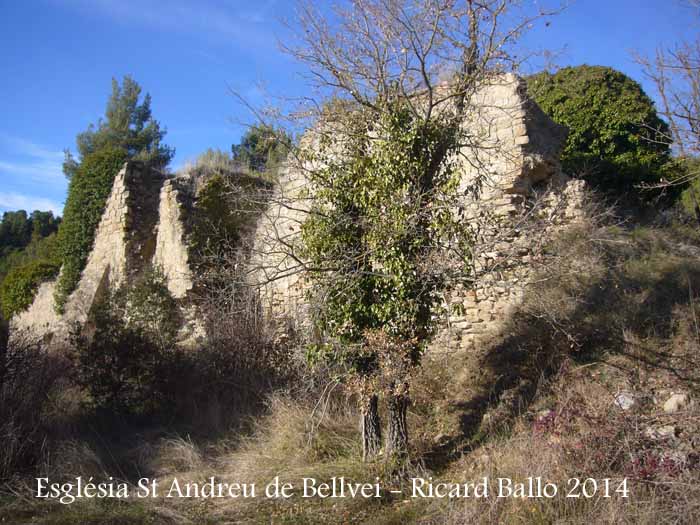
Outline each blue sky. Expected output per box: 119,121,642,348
0,0,697,216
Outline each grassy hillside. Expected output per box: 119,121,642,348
2,205,699,524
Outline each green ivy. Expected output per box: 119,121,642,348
54,147,127,311
0,259,61,319
301,102,471,374
527,65,671,200
190,172,271,268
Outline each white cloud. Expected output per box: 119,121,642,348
0,133,65,183
0,160,64,182
0,133,64,163
0,192,62,215
55,0,280,48
0,134,67,213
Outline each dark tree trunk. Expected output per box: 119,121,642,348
361,393,381,461
386,385,409,460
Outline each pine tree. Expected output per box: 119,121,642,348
63,76,174,179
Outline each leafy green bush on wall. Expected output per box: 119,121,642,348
73,267,179,414
0,259,61,319
527,65,671,200
54,148,127,311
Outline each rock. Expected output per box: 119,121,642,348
536,409,554,420
433,433,449,445
664,393,690,414
614,392,635,410
644,425,677,440
662,450,690,470
153,506,193,524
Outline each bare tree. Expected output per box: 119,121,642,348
239,0,562,463
631,3,700,218
636,43,700,158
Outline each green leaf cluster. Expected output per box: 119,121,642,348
0,259,61,319
527,65,671,199
72,267,179,414
678,157,700,219
302,103,470,373
0,211,61,320
63,76,174,179
54,147,128,311
191,172,271,254
232,124,291,175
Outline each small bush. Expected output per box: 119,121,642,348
231,124,292,176
0,336,70,480
676,157,700,220
0,259,60,319
73,268,178,415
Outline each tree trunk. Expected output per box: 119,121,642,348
361,393,381,461
386,385,409,460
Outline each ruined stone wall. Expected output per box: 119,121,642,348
249,74,587,349
154,178,195,299
430,74,587,351
249,163,312,331
11,162,197,347
11,74,585,352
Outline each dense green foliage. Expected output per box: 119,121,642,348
302,102,469,380
73,268,179,414
63,76,174,179
0,211,32,251
0,259,61,319
0,211,61,320
232,124,291,174
0,210,60,255
0,232,59,284
55,76,173,310
54,148,127,311
527,65,671,198
192,173,270,255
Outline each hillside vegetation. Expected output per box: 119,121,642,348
1,3,699,523
1,199,700,523
527,65,672,201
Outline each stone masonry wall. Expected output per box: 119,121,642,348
12,74,585,352
430,74,586,352
249,74,586,349
153,178,195,299
11,162,197,347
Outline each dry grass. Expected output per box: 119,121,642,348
4,219,700,523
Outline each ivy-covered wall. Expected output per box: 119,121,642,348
54,148,127,311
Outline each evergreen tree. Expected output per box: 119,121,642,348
231,124,290,173
63,76,174,179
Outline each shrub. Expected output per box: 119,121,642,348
0,231,60,312
527,65,671,200
0,211,60,283
0,336,70,479
73,268,178,415
54,147,127,311
0,259,61,319
231,124,291,175
191,173,270,256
